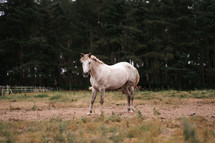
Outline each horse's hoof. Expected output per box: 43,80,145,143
87,111,92,116
127,108,134,113
129,110,134,113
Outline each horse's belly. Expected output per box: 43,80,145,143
106,85,124,90
105,77,127,90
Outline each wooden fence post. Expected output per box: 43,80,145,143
2,88,5,96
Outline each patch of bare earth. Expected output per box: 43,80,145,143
0,99,214,121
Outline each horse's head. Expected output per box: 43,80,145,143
80,53,92,78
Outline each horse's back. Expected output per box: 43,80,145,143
110,62,134,70
114,62,137,73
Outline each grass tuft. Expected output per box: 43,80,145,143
153,107,161,116
31,102,37,111
137,109,143,119
81,118,87,123
108,112,121,122
34,94,48,98
183,118,199,143
49,95,61,100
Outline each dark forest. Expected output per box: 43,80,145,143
0,0,215,90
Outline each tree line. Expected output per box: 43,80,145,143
0,0,215,90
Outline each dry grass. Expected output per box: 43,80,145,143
0,90,215,143
0,115,214,143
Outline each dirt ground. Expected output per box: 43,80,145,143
0,98,215,121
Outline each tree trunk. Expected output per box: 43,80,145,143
110,49,115,64
89,31,93,52
69,76,72,91
19,47,23,85
200,49,205,88
178,75,181,91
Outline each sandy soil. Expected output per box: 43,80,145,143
0,99,214,121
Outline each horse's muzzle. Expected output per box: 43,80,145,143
83,72,89,78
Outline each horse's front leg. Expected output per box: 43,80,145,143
100,88,105,115
87,87,97,116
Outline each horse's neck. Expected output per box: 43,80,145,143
90,62,104,79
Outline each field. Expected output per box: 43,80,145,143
0,90,215,143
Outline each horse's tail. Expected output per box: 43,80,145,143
135,69,140,87
88,86,93,91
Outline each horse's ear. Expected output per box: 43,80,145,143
88,53,91,58
81,53,84,57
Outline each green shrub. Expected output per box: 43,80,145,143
34,94,48,98
137,110,143,119
49,95,61,100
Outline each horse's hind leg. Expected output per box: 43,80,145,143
122,84,131,112
129,86,135,112
87,87,97,115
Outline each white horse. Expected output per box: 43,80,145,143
80,53,140,115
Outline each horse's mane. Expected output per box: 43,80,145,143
91,55,104,64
